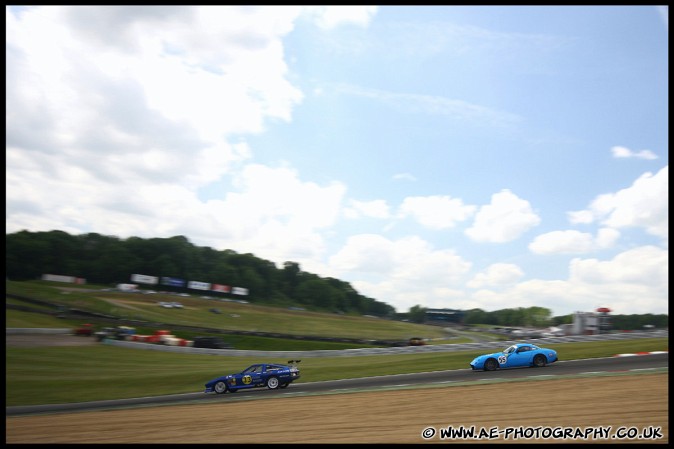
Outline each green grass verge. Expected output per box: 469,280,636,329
6,280,451,340
6,281,668,407
5,338,668,407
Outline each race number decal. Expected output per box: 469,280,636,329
242,375,253,385
498,355,507,365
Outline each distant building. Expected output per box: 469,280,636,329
424,308,464,325
596,307,612,333
571,307,612,335
572,312,598,335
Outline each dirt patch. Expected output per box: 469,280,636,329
5,373,668,444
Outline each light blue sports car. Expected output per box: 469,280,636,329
470,343,558,371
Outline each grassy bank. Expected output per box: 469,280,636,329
6,280,451,341
5,338,668,406
6,280,668,407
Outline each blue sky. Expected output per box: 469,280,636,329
6,6,668,317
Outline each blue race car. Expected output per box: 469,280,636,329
205,361,301,394
470,343,558,371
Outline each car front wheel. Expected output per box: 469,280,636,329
266,377,280,390
484,358,499,371
533,354,547,367
213,381,228,394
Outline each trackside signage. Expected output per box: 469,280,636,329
188,281,210,291
161,277,186,287
131,274,158,285
41,274,86,284
211,284,231,293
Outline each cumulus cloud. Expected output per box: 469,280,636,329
569,245,668,286
5,5,349,264
465,189,541,242
398,195,476,230
5,6,668,318
302,5,378,30
6,6,304,199
567,166,668,243
467,263,524,289
455,245,668,315
595,228,621,249
329,234,472,312
528,228,620,255
197,164,347,262
343,199,391,220
393,172,417,182
611,145,659,160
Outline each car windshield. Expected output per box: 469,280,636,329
503,345,517,354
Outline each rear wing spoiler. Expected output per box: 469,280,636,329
287,359,301,366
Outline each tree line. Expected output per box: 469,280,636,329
406,300,667,331
5,230,394,317
6,230,668,329
462,307,668,330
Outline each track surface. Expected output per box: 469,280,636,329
6,373,668,443
6,334,669,443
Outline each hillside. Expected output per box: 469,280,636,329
6,280,452,343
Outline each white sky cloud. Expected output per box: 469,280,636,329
611,145,659,160
528,228,620,255
567,166,668,243
393,173,417,182
329,234,473,312
465,190,541,242
303,5,378,30
343,199,391,220
398,195,476,230
467,263,525,289
5,6,668,317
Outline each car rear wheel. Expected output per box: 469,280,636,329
266,377,280,390
533,354,547,367
484,358,498,371
214,381,228,394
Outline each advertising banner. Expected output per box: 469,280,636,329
41,274,82,283
161,276,186,287
211,284,231,293
188,280,210,291
131,274,158,285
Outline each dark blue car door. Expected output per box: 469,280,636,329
236,365,264,388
